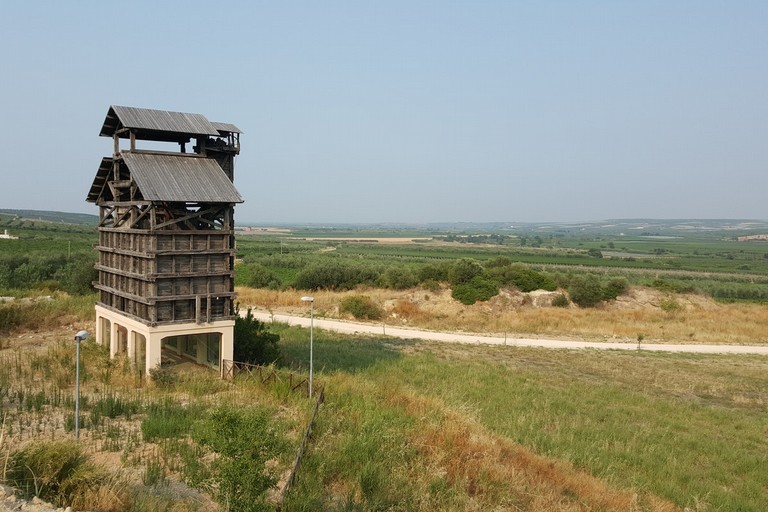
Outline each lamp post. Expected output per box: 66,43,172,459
73,330,88,440
300,296,314,398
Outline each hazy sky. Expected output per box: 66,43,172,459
0,1,766,224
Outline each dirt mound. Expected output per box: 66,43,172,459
611,287,720,312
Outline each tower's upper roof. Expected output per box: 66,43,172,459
99,106,240,142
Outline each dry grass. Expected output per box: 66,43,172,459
236,286,768,345
389,390,681,512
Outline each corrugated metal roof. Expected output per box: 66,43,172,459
86,157,113,203
100,106,221,139
211,122,243,134
123,153,243,203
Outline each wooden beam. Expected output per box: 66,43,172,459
154,206,219,230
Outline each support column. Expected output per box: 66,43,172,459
127,331,136,363
146,332,163,374
110,321,119,357
220,329,233,378
95,314,104,346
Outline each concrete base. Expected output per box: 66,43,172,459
95,305,234,377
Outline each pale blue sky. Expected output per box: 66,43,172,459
0,1,766,224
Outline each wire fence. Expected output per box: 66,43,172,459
221,359,324,509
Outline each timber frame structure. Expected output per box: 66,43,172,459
87,106,243,375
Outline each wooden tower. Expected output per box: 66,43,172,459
86,106,243,375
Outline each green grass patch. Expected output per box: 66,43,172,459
273,326,768,510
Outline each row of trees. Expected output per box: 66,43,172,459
0,254,97,295
239,255,629,307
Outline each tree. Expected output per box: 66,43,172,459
451,276,498,305
603,277,628,300
192,406,286,512
381,266,418,289
56,255,98,295
489,263,556,292
587,248,603,258
449,258,484,285
245,263,282,289
568,275,604,307
234,307,280,365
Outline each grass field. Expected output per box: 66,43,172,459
1,298,767,510
274,325,768,511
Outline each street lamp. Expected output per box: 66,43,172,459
300,296,314,398
73,330,88,440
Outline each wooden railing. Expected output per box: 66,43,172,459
221,359,313,396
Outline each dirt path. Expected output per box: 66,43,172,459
250,309,768,355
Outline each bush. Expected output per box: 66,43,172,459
451,276,498,305
295,261,379,291
568,275,604,308
245,263,282,289
192,406,287,512
650,279,696,294
448,259,484,285
6,441,106,507
552,294,570,308
489,263,556,292
381,266,418,289
235,307,281,364
603,278,629,300
417,263,451,283
55,255,98,295
660,297,682,312
340,295,383,320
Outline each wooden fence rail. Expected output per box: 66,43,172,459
221,359,313,396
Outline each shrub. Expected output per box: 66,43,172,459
55,255,98,295
245,263,282,289
235,307,281,364
650,279,696,294
551,294,570,308
6,441,107,507
417,263,451,283
448,259,484,285
381,266,418,290
341,295,383,320
148,366,178,388
451,276,498,305
192,406,287,512
295,261,379,291
489,263,556,292
568,275,604,308
603,278,629,300
660,297,682,312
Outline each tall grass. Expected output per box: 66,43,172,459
0,293,95,334
277,326,768,511
0,319,310,512
238,285,768,345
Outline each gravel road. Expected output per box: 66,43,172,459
250,310,768,355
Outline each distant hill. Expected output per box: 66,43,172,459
0,209,99,226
